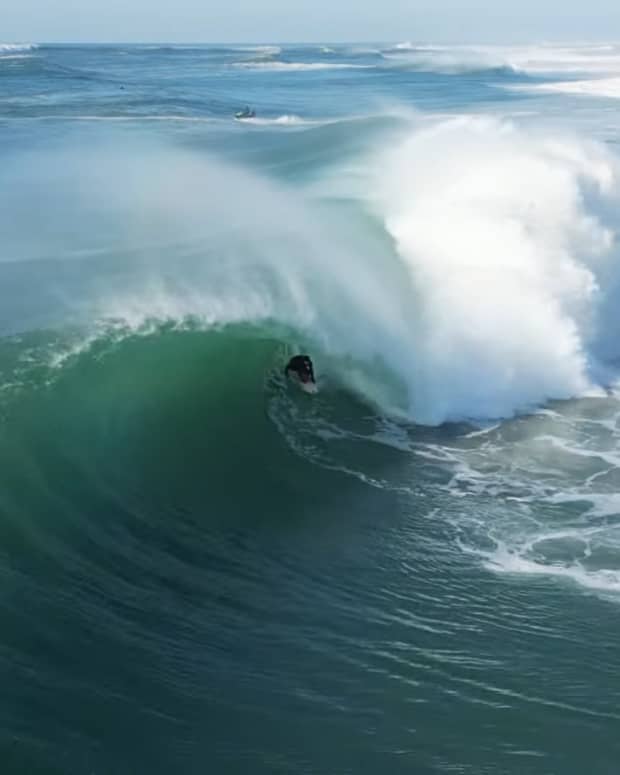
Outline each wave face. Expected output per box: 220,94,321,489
3,42,620,775
0,325,293,516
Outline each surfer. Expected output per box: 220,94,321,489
285,355,316,389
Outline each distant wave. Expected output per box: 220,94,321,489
233,61,373,72
0,42,38,59
491,43,620,98
240,114,318,126
139,44,205,51
17,115,218,123
234,45,282,56
385,41,417,52
510,76,620,99
378,42,620,77
233,45,282,63
380,44,516,74
0,43,38,53
503,44,620,75
2,113,326,127
346,46,382,56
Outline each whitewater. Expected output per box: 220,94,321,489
2,41,620,775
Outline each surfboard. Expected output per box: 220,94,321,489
300,381,318,395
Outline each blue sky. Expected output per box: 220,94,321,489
5,0,620,43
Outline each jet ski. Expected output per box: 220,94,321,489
235,106,256,120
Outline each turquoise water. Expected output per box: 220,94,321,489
2,41,620,774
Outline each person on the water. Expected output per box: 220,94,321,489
285,355,315,386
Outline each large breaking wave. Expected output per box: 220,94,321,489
2,114,620,424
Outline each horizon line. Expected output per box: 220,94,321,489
6,38,620,46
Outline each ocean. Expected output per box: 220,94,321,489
1,40,620,774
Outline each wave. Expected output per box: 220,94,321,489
0,42,38,53
378,44,519,75
385,41,417,52
238,114,322,127
233,45,282,56
4,314,620,600
511,76,620,99
5,114,620,599
12,115,218,122
377,43,620,77
503,43,620,75
0,42,38,59
234,45,282,65
232,61,373,72
3,115,620,424
0,323,329,539
346,46,382,56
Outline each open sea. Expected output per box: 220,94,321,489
2,40,620,774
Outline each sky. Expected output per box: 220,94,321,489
4,0,620,43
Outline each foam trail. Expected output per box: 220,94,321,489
482,541,620,595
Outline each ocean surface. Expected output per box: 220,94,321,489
2,40,620,774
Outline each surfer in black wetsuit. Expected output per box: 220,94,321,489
285,355,315,386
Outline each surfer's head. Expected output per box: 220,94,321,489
285,354,315,384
